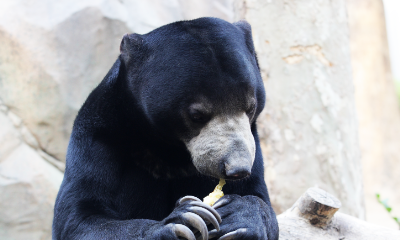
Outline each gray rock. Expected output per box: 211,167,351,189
0,0,236,162
242,0,365,218
0,110,63,240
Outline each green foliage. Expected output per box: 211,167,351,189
376,193,400,229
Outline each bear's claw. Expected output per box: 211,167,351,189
172,223,196,240
190,201,222,223
181,212,208,240
178,196,222,224
179,196,202,204
218,228,247,240
212,198,230,210
166,195,222,240
189,206,220,231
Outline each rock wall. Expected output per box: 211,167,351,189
240,0,365,218
0,100,63,239
0,0,237,163
347,0,400,229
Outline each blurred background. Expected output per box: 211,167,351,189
0,0,399,239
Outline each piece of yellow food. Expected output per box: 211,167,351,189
203,179,226,206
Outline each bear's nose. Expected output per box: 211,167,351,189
218,139,254,180
224,165,251,180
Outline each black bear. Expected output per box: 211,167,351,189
53,17,279,240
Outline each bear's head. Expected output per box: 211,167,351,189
119,18,265,180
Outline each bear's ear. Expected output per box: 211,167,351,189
120,33,143,64
233,20,256,54
233,20,252,34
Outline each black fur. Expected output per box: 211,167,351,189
53,17,278,239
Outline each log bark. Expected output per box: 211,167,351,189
296,188,341,228
278,188,400,239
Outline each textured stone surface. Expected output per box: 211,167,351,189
240,0,365,218
0,0,237,162
347,0,400,229
0,105,63,240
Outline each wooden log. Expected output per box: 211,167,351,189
296,187,341,228
278,187,400,239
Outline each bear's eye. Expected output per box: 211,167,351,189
189,109,209,123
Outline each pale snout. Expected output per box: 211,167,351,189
220,140,253,180
185,113,256,180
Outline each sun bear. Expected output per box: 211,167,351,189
53,17,279,240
